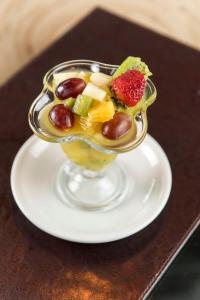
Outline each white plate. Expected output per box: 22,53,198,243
10,135,172,243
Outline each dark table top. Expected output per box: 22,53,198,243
0,8,200,300
148,227,200,300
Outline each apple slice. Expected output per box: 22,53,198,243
82,83,106,102
90,72,111,87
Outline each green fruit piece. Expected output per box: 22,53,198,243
64,97,75,109
126,97,146,116
115,96,145,116
113,56,152,79
72,95,93,116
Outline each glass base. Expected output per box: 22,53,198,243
55,160,129,211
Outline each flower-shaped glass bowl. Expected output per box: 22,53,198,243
28,60,157,211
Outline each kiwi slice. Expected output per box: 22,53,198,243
64,97,75,109
73,95,93,116
113,56,152,79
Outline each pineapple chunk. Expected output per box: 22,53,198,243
88,101,115,122
80,117,101,133
53,72,79,90
90,72,111,87
78,71,90,82
82,83,106,102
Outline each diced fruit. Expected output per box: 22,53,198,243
79,116,92,130
72,95,93,116
79,117,101,133
78,71,91,82
113,56,152,79
53,72,79,88
49,104,74,130
82,83,106,101
64,97,75,109
44,58,153,142
102,112,132,140
56,78,86,100
112,70,146,107
90,72,111,87
88,101,115,122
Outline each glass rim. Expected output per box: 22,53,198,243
29,59,157,154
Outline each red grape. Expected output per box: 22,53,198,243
55,78,86,100
49,104,74,130
102,112,132,139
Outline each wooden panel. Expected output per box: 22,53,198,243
0,0,200,85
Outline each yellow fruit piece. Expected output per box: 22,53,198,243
88,101,115,123
82,83,106,101
79,116,92,130
79,117,101,134
53,72,78,89
78,71,91,82
90,72,111,87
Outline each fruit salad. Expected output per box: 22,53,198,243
38,57,154,170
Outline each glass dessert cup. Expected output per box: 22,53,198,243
29,60,157,211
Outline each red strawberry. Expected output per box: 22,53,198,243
111,70,146,107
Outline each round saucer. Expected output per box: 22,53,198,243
10,135,172,243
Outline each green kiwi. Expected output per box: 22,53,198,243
113,56,152,79
64,97,75,109
72,95,93,116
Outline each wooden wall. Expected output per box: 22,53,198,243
0,0,199,85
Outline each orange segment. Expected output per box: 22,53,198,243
88,101,115,123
